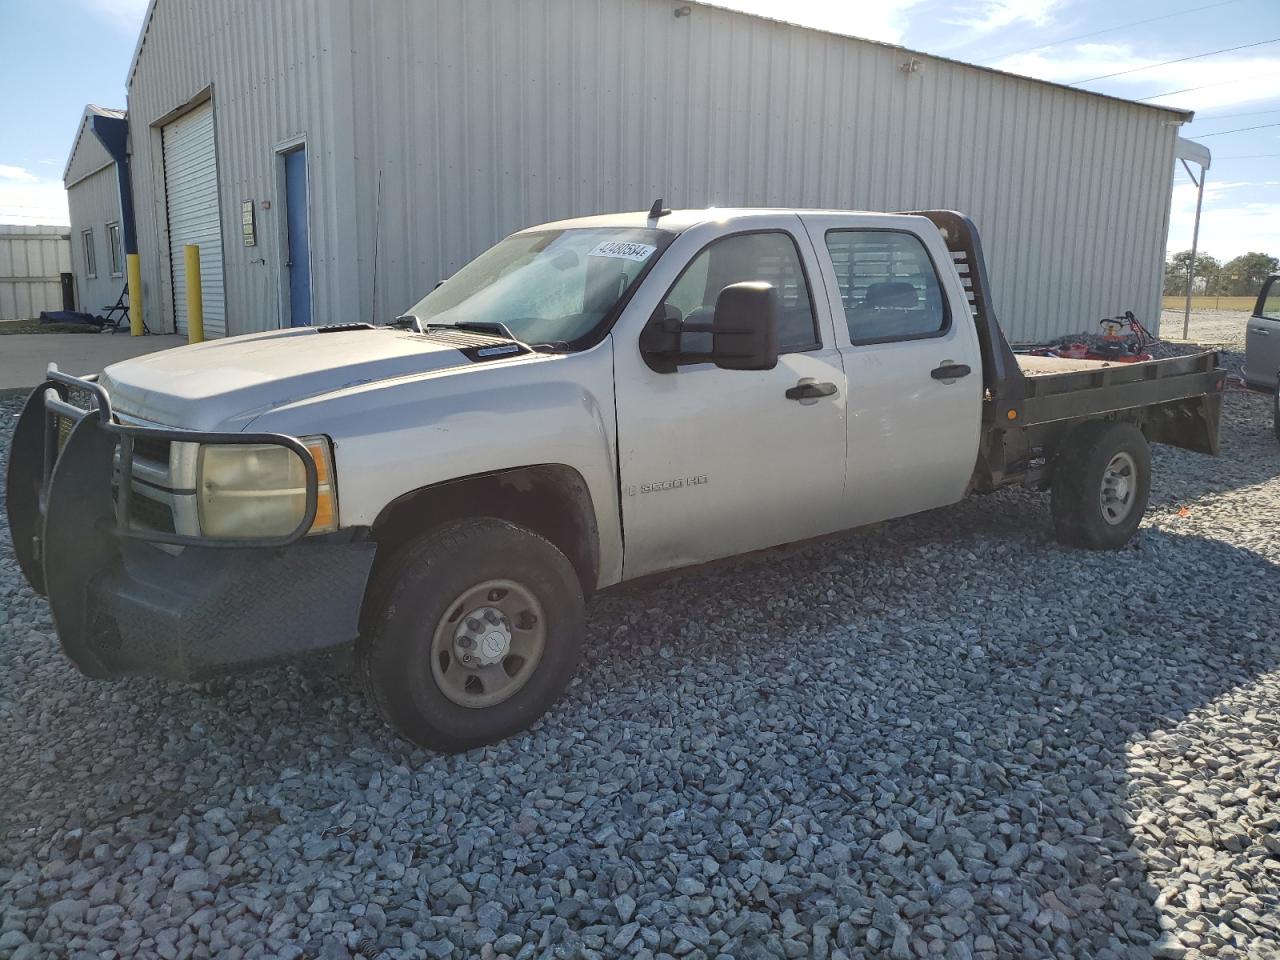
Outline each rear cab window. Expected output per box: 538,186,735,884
825,231,949,344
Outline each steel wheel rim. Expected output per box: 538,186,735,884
430,578,547,709
1099,451,1137,525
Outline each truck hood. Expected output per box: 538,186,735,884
97,327,521,430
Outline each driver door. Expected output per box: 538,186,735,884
613,218,848,579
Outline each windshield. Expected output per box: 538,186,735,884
405,228,669,348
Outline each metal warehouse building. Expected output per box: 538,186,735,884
64,105,134,316
120,0,1194,343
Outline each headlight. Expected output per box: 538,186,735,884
197,436,338,539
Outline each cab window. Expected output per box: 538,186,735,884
826,231,949,344
663,231,820,354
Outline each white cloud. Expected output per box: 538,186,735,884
80,0,149,34
0,165,39,184
0,167,70,226
949,0,1059,34
1167,179,1280,260
700,0,926,45
991,43,1280,113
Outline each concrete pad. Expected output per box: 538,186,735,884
0,333,187,397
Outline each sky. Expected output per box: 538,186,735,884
0,0,1277,262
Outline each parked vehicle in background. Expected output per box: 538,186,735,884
1243,274,1280,439
6,208,1227,751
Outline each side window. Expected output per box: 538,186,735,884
826,231,948,343
107,222,123,277
1262,279,1279,320
82,228,96,279
664,231,819,353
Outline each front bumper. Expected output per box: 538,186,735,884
4,368,375,681
86,536,375,680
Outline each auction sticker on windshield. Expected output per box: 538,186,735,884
588,240,657,262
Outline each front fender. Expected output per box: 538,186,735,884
243,343,624,586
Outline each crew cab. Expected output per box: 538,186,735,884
6,208,1226,750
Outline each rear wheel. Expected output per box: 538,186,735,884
358,518,585,751
1051,420,1151,550
1272,379,1279,442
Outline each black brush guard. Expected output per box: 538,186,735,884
5,365,373,681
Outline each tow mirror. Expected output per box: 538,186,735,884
710,282,779,371
640,282,780,373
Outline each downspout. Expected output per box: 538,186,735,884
90,114,137,256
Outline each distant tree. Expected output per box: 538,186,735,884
1218,252,1279,296
1165,251,1220,296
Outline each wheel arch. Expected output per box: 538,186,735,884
368,463,602,595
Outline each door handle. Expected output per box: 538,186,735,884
1252,327,1270,335
931,363,972,381
786,380,838,401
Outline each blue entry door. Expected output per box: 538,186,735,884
283,148,312,326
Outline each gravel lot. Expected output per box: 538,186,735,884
2,312,1277,960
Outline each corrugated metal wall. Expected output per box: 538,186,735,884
0,226,71,320
342,0,1182,343
128,0,1183,342
65,121,115,188
67,165,125,314
127,0,349,336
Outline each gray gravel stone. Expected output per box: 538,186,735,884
1,313,1278,959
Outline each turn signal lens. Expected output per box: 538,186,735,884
303,437,339,534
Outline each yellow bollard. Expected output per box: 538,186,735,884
126,253,144,337
184,244,204,344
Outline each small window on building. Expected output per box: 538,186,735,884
82,228,97,279
106,222,123,277
825,231,949,344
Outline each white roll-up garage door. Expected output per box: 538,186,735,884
162,103,226,337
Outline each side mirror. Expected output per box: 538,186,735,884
640,282,780,373
710,282,779,371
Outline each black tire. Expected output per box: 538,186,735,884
357,518,585,751
1050,420,1151,550
1272,380,1279,442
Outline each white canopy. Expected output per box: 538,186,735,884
1176,137,1211,171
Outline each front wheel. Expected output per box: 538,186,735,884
357,518,585,751
1050,421,1151,550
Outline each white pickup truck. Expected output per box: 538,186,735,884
7,208,1226,750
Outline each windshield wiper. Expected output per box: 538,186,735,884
391,314,424,332
422,320,553,354
447,320,521,341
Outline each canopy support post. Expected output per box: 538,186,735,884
1179,156,1207,341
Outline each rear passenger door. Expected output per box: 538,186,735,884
801,215,983,528
1244,276,1280,391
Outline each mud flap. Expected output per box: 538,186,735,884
42,413,121,679
4,383,59,596
1146,392,1223,456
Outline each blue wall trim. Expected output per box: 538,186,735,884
90,114,137,256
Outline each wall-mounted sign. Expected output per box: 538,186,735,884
241,200,257,246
